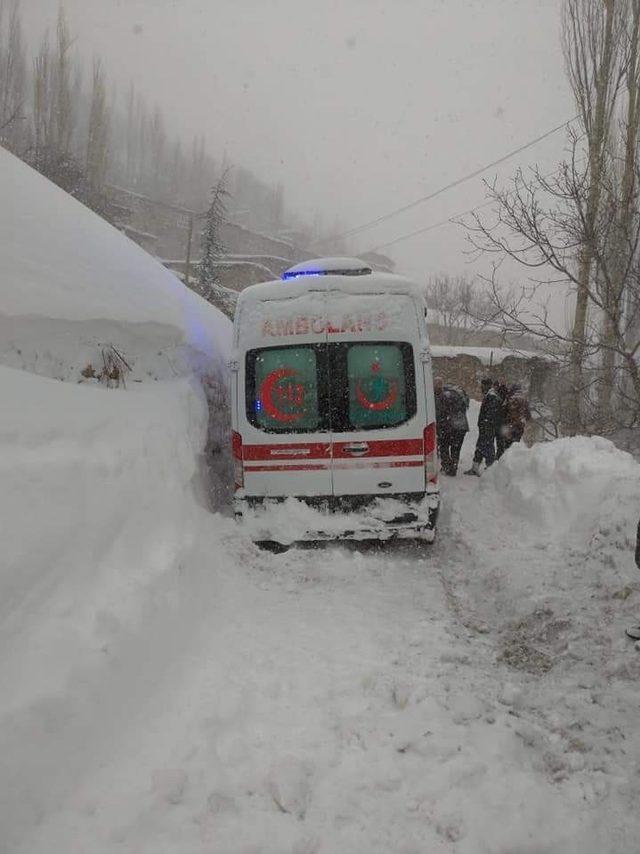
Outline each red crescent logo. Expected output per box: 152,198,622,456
355,379,398,411
260,368,305,422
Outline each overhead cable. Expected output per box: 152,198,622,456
330,115,578,244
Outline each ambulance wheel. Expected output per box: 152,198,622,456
255,540,290,554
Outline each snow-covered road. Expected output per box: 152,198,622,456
6,402,640,854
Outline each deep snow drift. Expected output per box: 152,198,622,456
0,150,232,848
0,146,230,382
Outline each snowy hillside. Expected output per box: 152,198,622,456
0,146,231,382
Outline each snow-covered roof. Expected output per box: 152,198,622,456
237,269,423,304
430,344,554,365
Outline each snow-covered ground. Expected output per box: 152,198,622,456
5,396,640,853
3,150,640,853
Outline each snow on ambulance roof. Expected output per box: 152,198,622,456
282,257,372,279
234,270,426,348
237,269,425,305
0,146,228,346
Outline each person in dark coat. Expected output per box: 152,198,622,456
494,379,510,459
505,383,531,446
625,517,640,642
434,377,469,476
465,377,502,476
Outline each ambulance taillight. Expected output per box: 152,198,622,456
423,423,438,484
232,431,244,490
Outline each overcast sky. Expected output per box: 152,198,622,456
20,0,574,321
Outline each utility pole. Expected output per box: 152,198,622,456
184,214,194,287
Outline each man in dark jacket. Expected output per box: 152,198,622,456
465,377,502,476
625,517,640,642
494,379,510,459
434,377,469,476
505,383,531,445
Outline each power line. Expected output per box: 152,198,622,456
330,115,578,244
367,199,495,253
367,158,583,254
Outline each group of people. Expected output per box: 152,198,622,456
433,375,531,477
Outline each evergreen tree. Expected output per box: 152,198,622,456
197,169,229,300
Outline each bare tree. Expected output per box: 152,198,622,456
52,6,75,156
148,104,165,190
168,136,185,200
0,0,26,149
86,58,109,189
425,274,495,344
561,0,627,432
467,144,640,430
32,32,52,167
123,81,137,185
30,7,78,176
597,0,640,417
466,0,640,434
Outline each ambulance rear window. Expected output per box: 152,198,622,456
246,345,325,432
343,343,414,429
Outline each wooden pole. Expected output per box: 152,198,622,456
184,214,194,286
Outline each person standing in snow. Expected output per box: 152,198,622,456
504,383,531,447
433,376,469,476
494,379,510,459
625,518,640,644
465,377,502,476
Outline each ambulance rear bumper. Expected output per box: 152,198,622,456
234,491,440,545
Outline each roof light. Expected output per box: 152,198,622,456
282,270,326,280
282,257,373,280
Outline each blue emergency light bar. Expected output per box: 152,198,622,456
282,257,373,281
281,270,326,280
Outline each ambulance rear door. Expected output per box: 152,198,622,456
237,290,333,498
327,291,427,498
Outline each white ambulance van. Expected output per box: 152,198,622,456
230,257,440,549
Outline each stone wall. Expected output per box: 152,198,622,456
431,353,553,400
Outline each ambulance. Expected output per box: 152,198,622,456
230,257,440,549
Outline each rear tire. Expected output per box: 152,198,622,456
255,540,290,554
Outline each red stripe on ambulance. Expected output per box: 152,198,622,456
242,442,331,461
332,438,423,458
244,459,423,473
242,438,423,462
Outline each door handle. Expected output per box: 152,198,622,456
344,442,369,456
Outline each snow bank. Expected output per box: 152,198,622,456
483,435,640,543
0,365,213,849
447,434,640,617
0,149,237,849
433,433,640,851
0,146,231,382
